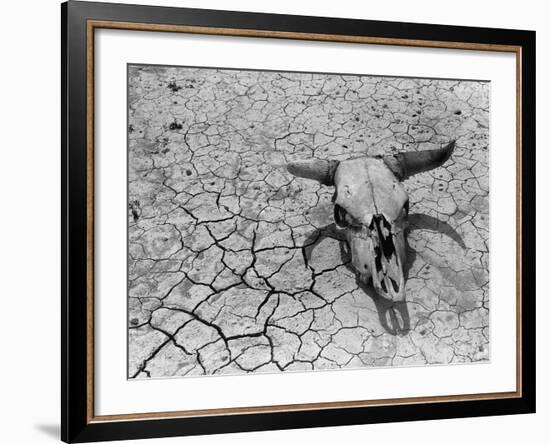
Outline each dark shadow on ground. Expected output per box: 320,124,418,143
301,212,466,335
302,223,346,265
342,240,413,337
302,223,412,336
408,213,466,249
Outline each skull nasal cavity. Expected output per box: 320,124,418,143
371,215,395,260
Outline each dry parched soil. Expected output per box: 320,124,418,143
128,65,489,379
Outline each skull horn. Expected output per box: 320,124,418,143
383,140,456,180
286,159,339,186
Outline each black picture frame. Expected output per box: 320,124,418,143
61,1,536,442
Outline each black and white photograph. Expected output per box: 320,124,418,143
0,0,541,442
127,64,490,379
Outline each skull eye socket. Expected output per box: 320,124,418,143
334,204,360,228
334,205,348,228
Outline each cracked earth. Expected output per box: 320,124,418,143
128,65,490,379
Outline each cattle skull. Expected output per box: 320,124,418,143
287,141,455,302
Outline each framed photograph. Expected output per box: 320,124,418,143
61,1,535,442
